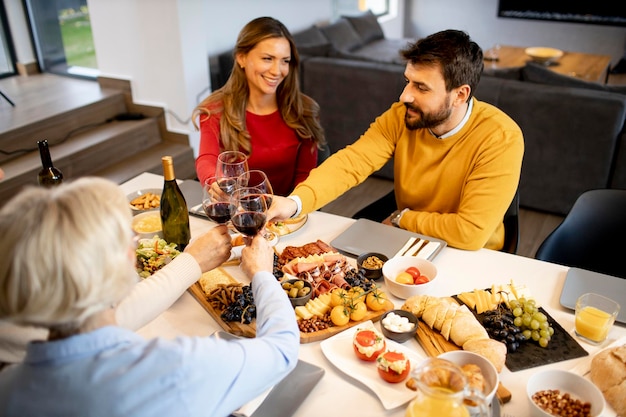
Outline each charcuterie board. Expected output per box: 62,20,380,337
188,273,394,344
451,294,589,372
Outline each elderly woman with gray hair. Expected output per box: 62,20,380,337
0,177,299,417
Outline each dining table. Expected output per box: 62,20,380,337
122,172,624,417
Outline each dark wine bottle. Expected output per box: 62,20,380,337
37,139,63,186
160,156,190,250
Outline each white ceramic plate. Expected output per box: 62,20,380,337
320,320,424,410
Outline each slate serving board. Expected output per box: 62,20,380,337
453,295,589,372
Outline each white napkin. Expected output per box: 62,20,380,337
393,237,419,257
415,241,440,259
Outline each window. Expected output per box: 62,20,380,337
0,2,16,78
24,0,98,79
333,0,390,19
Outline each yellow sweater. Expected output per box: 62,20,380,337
292,99,524,250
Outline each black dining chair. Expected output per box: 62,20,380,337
534,189,626,278
501,188,520,255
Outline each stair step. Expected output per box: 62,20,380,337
0,91,127,164
94,141,197,184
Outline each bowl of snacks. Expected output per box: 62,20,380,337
380,309,418,343
382,256,437,299
282,278,313,307
127,188,161,214
131,211,163,240
357,252,389,280
524,46,563,65
526,369,605,417
438,350,499,405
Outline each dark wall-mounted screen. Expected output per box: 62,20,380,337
498,1,626,27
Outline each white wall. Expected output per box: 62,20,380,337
407,0,626,67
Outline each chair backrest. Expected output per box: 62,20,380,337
501,188,520,254
535,189,626,278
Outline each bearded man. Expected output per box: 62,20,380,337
268,30,524,251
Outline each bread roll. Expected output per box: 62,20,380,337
462,338,507,373
590,344,626,416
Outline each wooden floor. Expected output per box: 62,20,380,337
319,176,564,259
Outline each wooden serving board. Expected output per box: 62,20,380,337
188,281,394,344
415,319,512,404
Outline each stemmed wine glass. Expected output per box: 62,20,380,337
237,170,273,208
201,176,236,225
215,151,248,195
231,186,268,237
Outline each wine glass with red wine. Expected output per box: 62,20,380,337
216,151,248,195
231,186,268,237
202,177,236,224
237,170,273,208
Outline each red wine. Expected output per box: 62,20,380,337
218,178,237,195
231,212,266,236
240,194,266,212
203,202,235,224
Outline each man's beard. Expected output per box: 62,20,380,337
404,99,452,130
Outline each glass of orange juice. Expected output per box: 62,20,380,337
575,293,620,344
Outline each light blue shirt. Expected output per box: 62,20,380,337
0,271,299,417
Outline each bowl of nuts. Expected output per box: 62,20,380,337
357,252,388,280
526,369,605,417
281,279,313,307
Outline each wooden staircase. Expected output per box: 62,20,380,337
0,74,196,207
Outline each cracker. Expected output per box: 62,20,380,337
198,267,238,295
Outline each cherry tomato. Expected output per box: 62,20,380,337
405,266,421,280
395,272,414,285
376,351,411,383
413,274,430,285
365,289,388,311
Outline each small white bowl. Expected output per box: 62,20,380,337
526,369,605,417
438,350,499,405
131,211,163,239
127,188,162,214
525,47,563,64
382,256,437,299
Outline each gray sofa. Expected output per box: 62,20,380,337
209,12,626,216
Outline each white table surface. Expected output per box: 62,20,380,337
122,172,624,417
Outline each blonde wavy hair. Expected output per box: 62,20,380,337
192,16,325,154
0,177,136,331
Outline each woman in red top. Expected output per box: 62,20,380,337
193,17,325,196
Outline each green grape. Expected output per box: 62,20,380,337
539,337,549,348
530,319,540,330
539,321,549,330
513,317,523,327
548,326,554,336
513,307,523,317
531,330,540,341
523,329,532,339
522,314,532,327
539,329,550,339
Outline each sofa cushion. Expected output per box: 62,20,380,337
522,62,626,95
343,10,385,44
292,25,332,57
337,38,409,65
482,66,523,80
475,76,626,215
320,18,364,53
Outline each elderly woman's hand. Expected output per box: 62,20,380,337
184,225,232,272
240,235,274,278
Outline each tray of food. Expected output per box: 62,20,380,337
401,281,588,374
188,240,395,344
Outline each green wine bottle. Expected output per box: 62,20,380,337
37,139,63,186
160,156,190,250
